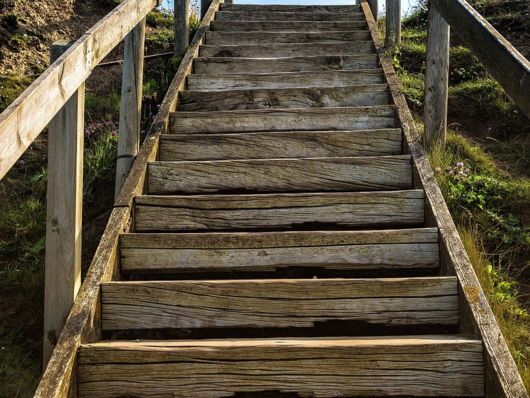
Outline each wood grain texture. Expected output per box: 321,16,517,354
101,277,458,330
115,19,145,199
43,56,84,364
199,41,375,58
220,4,361,12
120,228,440,273
194,54,378,73
170,106,396,134
361,2,526,395
159,129,402,160
179,84,389,111
134,190,425,232
205,30,371,45
174,0,190,54
34,207,130,398
78,336,485,397
114,0,222,207
187,70,384,90
214,11,365,21
423,3,450,149
210,20,366,32
0,0,158,179
147,155,412,194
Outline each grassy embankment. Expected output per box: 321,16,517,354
0,6,199,397
387,0,529,388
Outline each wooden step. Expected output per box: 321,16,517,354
101,277,458,331
147,155,412,195
199,41,375,58
159,129,402,160
170,106,395,134
120,228,440,274
179,85,389,111
134,190,425,232
211,20,367,32
205,30,372,45
186,70,385,90
220,4,361,12
78,336,485,397
194,55,378,74
214,11,365,22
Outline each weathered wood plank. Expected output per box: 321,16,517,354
205,30,371,45
115,19,146,199
361,2,526,396
159,129,402,160
214,11,365,21
134,190,425,232
179,85,389,111
170,106,396,134
0,0,159,179
199,41,375,58
101,277,458,330
186,70,385,90
194,55,379,74
147,155,412,194
385,0,401,49
220,4,361,12
174,0,190,54
120,228,439,273
78,336,485,398
170,106,395,134
43,43,84,365
210,20,367,32
34,207,130,398
424,4,450,149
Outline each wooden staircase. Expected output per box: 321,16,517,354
76,3,487,397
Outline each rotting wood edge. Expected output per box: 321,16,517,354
361,1,527,397
32,1,224,397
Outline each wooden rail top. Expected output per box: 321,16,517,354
0,0,159,180
431,0,530,118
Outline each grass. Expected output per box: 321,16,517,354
427,132,530,390
459,228,530,388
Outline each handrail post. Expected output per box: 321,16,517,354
43,40,84,366
201,0,213,19
424,2,450,149
174,0,190,55
368,0,378,20
385,0,401,50
115,19,146,199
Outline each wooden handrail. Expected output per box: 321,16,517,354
0,0,159,180
422,0,530,147
431,0,530,118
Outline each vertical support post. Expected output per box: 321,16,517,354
43,40,84,365
174,0,190,55
424,3,450,149
385,0,401,50
201,0,213,19
368,0,378,20
115,19,146,199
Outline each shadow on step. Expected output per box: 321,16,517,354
106,320,457,341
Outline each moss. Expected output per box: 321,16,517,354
0,75,33,113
